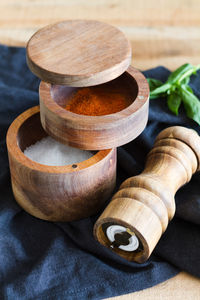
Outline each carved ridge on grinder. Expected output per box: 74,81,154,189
93,126,200,263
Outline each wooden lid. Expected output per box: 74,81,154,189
26,20,132,86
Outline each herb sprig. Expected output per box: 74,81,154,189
147,63,200,125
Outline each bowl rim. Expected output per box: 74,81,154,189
39,66,149,130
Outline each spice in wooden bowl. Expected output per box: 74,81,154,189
6,106,117,222
24,136,93,166
65,86,132,116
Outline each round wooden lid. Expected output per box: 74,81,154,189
26,20,132,86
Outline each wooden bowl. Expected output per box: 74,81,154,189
39,66,149,150
6,106,116,222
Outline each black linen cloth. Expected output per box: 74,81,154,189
0,45,200,300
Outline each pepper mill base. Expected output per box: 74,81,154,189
94,197,163,263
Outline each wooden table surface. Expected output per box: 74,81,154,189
1,0,200,299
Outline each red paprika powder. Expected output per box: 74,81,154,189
66,86,131,116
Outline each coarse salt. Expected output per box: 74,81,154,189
24,136,93,166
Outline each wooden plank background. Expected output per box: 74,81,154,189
0,0,200,70
0,0,200,299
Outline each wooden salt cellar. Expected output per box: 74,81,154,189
6,106,116,221
94,126,200,263
6,20,149,221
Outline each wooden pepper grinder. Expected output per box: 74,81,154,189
94,126,200,263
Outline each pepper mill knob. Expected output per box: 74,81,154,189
94,126,200,263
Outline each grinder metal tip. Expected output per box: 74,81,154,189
103,224,141,252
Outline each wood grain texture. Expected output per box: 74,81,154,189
39,66,149,149
6,106,117,221
26,20,131,86
1,0,200,70
105,272,200,300
2,0,200,298
94,126,200,263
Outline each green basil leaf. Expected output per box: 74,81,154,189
147,78,166,99
177,64,200,85
176,64,200,84
150,93,166,99
167,92,182,116
167,63,194,84
181,76,190,86
184,84,194,94
147,64,200,124
179,86,200,125
149,94,161,99
147,78,163,91
150,83,171,97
